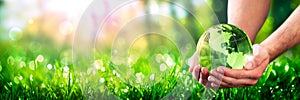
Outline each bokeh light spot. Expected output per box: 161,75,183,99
100,78,105,83
14,76,20,84
47,64,53,70
9,27,23,41
19,61,26,68
29,61,35,70
36,54,44,62
30,74,33,81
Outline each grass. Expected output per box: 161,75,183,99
0,37,299,100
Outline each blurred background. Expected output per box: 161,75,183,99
1,0,300,51
0,0,299,99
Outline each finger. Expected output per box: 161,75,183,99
189,65,195,73
199,67,209,85
244,60,255,70
208,75,226,88
217,66,259,79
210,68,224,79
222,76,258,87
211,82,233,88
212,70,258,87
192,65,201,81
208,75,233,88
209,76,235,88
209,70,233,88
245,45,260,69
208,69,223,85
203,81,212,88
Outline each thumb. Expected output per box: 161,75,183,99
245,44,260,69
245,60,255,70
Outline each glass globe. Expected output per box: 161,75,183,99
197,24,253,70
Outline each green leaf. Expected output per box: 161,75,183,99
226,52,246,69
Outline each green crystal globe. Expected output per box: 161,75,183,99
197,24,253,69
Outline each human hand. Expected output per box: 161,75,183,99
188,53,210,87
208,44,270,88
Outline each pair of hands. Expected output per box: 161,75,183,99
189,44,270,88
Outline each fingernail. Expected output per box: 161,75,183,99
211,83,218,88
246,62,253,69
208,76,213,81
211,83,215,87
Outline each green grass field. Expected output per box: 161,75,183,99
0,38,299,100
